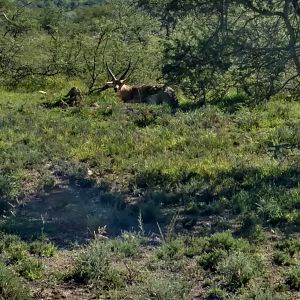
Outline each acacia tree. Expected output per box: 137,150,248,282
147,0,300,102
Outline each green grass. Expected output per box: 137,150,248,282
1,89,300,232
0,263,31,300
0,92,298,208
1,88,300,298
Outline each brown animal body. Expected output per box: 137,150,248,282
106,64,178,108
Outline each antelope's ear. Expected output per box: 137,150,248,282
106,81,114,86
120,79,126,84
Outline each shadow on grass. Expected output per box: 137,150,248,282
2,162,300,248
0,184,162,247
179,95,251,113
132,164,300,233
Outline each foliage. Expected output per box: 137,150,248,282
109,232,141,258
129,272,190,300
29,239,56,257
273,238,300,266
0,234,28,263
17,257,43,280
0,263,31,300
159,0,300,102
285,268,300,290
218,251,261,291
73,240,125,289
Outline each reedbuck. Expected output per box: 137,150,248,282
105,64,178,108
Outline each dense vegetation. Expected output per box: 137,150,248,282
0,0,300,299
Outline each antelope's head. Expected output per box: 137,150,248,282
106,63,131,94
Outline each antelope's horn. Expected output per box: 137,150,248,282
119,63,131,81
106,63,117,81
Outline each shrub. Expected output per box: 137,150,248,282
208,232,250,253
29,240,56,257
184,237,208,258
18,257,43,280
285,268,300,290
155,238,185,261
73,241,110,284
0,263,31,300
275,239,300,257
73,240,124,290
0,234,28,260
0,235,29,265
207,285,228,299
218,251,261,291
131,273,190,300
273,251,294,266
110,232,141,258
242,287,279,300
240,214,266,243
6,242,28,263
197,248,227,271
273,238,300,267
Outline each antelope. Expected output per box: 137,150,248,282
105,64,178,108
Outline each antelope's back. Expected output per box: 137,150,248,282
140,85,178,107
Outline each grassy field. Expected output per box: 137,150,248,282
0,85,300,299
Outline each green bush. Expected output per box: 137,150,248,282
273,251,295,266
197,248,227,271
29,240,56,257
156,238,185,261
273,239,300,267
73,240,124,290
0,263,31,300
184,237,208,258
110,232,141,258
17,257,43,280
275,239,300,257
196,232,252,271
242,287,279,300
74,240,110,283
131,273,190,300
0,234,28,264
207,285,228,300
285,268,300,290
208,232,250,253
6,242,28,263
218,251,261,291
240,214,266,243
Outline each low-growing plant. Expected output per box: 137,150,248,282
30,240,56,257
196,232,252,271
17,257,44,280
208,232,251,253
240,214,266,243
197,248,228,271
0,263,31,300
273,251,295,266
242,287,280,300
184,237,208,258
218,251,261,291
207,285,228,299
73,240,111,284
275,239,300,257
285,268,300,290
110,232,141,258
155,238,185,261
73,240,125,290
6,241,28,263
130,273,190,300
273,238,300,267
